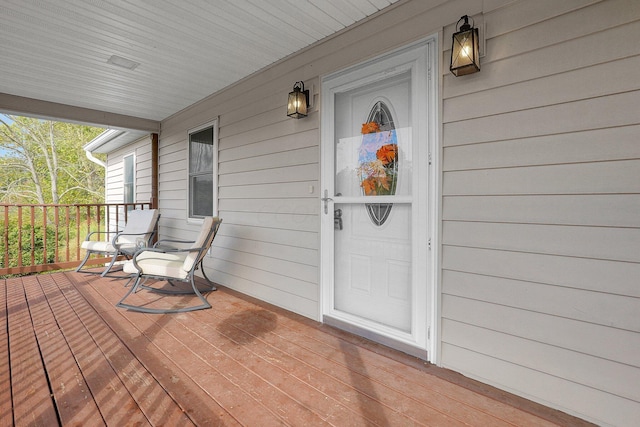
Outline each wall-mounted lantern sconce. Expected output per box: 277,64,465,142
450,15,480,77
287,81,310,119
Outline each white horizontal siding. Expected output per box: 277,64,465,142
441,343,639,426
219,164,318,187
444,270,639,338
105,136,153,226
159,97,321,318
212,250,317,293
440,0,640,426
105,161,123,203
212,117,321,317
443,245,640,298
443,194,640,227
220,223,318,250
442,319,640,406
444,293,640,369
444,91,639,147
220,145,318,174
215,235,317,266
443,221,640,263
444,125,640,170
443,159,640,195
219,198,317,215
106,136,152,205
157,137,187,229
218,181,318,200
444,55,640,124
206,268,319,317
443,4,640,98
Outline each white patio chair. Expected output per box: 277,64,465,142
116,216,222,313
75,209,160,277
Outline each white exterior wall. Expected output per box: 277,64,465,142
157,1,639,425
106,135,153,204
440,1,640,426
105,135,153,228
160,90,322,318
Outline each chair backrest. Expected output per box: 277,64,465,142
182,216,222,273
118,209,160,245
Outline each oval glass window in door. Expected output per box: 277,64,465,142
357,100,398,226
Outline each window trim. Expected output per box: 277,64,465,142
187,119,218,221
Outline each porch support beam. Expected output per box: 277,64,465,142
150,132,159,210
0,93,160,132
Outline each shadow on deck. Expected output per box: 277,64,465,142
0,270,595,426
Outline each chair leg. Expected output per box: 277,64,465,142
100,254,120,277
188,274,213,312
199,260,217,291
76,250,121,276
75,250,92,272
116,273,212,314
115,274,144,310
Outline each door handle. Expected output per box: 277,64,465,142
321,189,333,214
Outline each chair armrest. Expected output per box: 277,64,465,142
134,246,199,255
84,230,121,241
112,230,157,248
153,238,195,249
155,238,196,245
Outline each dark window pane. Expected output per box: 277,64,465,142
189,128,213,174
123,155,134,204
188,125,215,218
124,155,134,184
124,183,134,204
190,175,213,217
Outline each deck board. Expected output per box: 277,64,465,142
0,270,596,427
5,276,59,426
0,279,13,427
52,272,193,426
46,273,153,426
22,274,104,426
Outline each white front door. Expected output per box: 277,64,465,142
321,38,438,358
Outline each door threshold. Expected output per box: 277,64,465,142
323,315,428,360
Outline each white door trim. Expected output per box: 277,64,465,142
319,35,440,363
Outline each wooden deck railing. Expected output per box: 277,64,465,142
1,203,152,276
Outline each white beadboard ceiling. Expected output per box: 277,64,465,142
0,0,400,123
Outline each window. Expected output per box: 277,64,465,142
123,153,135,208
188,121,217,219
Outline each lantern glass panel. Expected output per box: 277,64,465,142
287,89,308,118
450,27,480,76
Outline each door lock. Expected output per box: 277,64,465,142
334,208,343,230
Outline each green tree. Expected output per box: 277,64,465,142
0,115,105,204
0,216,56,269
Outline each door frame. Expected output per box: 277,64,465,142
319,36,440,363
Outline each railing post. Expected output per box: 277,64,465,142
55,205,60,262
1,202,151,275
151,132,159,210
65,206,70,262
75,205,81,260
43,205,48,265
29,206,35,266
17,206,23,268
3,206,8,269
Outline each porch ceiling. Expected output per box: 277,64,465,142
0,0,400,125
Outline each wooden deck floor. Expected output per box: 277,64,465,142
0,270,594,426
